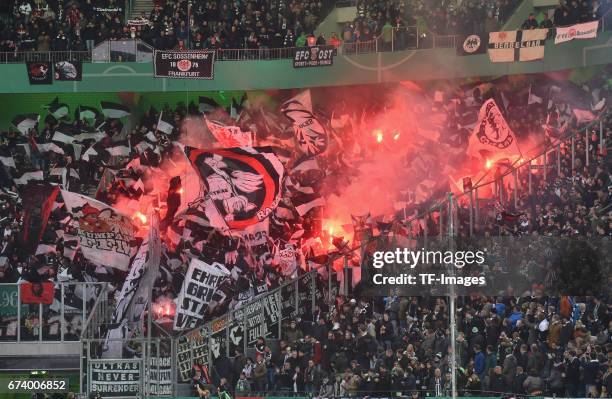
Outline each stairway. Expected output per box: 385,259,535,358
129,0,155,20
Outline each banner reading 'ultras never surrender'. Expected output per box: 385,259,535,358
154,50,215,79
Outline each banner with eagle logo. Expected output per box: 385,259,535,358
466,99,521,160
184,146,284,230
457,34,487,56
61,190,137,271
281,90,329,157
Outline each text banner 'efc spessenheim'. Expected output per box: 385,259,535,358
154,50,215,79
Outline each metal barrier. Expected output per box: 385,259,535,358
81,283,112,341
175,270,324,382
0,51,91,64
92,39,154,62
0,282,106,343
397,112,608,241
82,337,173,397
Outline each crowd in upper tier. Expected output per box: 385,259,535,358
2,0,608,53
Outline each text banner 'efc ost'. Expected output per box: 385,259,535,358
154,50,215,79
293,45,336,68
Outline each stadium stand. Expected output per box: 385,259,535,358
0,67,610,397
0,2,610,399
0,0,548,52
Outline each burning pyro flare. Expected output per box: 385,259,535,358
132,211,147,224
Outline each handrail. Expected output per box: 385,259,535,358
81,283,109,339
179,269,317,338
0,27,444,64
457,110,608,203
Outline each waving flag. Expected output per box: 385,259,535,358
352,213,373,242
44,97,69,119
205,119,253,147
18,183,60,255
61,190,136,271
12,114,39,135
75,105,101,121
103,213,161,358
467,99,521,161
185,146,284,230
157,111,175,135
281,90,329,156
13,170,44,185
100,101,130,119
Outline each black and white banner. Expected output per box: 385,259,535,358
555,21,599,44
233,290,281,345
103,214,161,358
466,98,521,160
185,146,285,230
54,61,82,81
173,258,230,330
89,359,141,397
293,45,335,68
176,326,210,381
147,356,172,396
154,50,215,79
233,218,269,247
281,90,329,157
456,34,487,56
488,29,547,62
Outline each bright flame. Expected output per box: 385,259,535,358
178,188,184,195
323,219,345,248
485,159,493,169
132,211,147,224
393,132,400,140
376,132,383,143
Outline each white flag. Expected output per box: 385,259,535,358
467,99,521,160
61,190,137,271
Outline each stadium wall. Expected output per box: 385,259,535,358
0,32,610,94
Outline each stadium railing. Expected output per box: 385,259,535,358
0,281,107,343
173,270,328,380
0,26,434,64
0,50,91,63
399,112,608,240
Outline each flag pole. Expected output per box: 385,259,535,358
448,192,457,399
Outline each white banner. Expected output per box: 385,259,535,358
61,190,136,271
467,99,521,160
205,119,253,147
488,29,547,62
173,258,230,331
555,21,599,44
274,242,298,278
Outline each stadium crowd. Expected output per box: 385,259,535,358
0,76,609,398
3,0,609,53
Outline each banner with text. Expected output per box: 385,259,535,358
555,21,599,44
293,46,336,68
173,258,230,330
154,50,215,79
89,359,141,397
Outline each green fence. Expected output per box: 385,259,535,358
0,32,610,94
